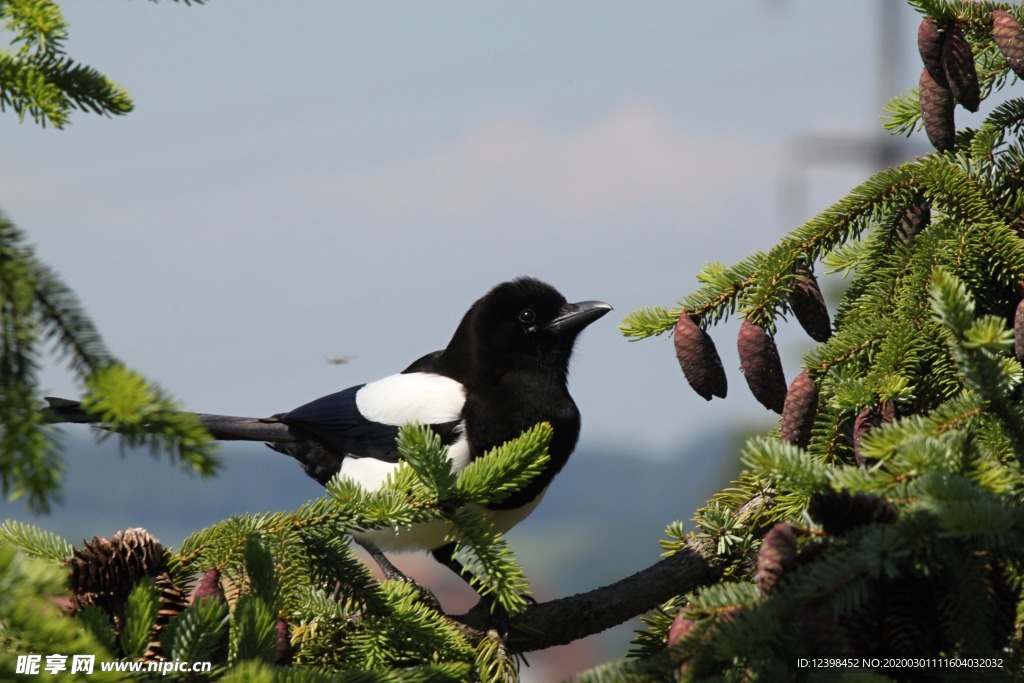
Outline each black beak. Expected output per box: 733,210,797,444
544,300,613,334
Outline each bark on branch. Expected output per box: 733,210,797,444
453,491,774,653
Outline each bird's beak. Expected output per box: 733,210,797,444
544,300,613,333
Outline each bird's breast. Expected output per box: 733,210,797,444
340,431,471,492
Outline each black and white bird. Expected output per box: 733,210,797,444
47,277,611,597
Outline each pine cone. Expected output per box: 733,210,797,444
1015,299,1024,362
780,370,818,448
275,619,293,665
920,67,955,151
756,523,797,597
69,528,170,617
148,576,189,661
738,319,787,414
807,489,896,537
896,195,930,246
994,10,1024,78
942,22,980,112
918,17,947,87
67,528,186,661
667,608,696,672
668,610,695,646
673,311,728,400
789,272,832,342
191,568,226,604
853,400,896,466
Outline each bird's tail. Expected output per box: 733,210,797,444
43,397,296,444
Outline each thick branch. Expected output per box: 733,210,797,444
453,491,773,653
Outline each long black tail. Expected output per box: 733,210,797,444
43,397,296,444
43,397,348,484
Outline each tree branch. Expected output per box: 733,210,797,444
452,491,774,653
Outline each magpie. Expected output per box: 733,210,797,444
46,277,611,599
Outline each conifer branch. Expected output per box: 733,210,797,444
451,491,774,653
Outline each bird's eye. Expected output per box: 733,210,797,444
518,307,536,324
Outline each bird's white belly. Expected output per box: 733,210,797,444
341,435,549,553
338,433,471,491
352,490,548,553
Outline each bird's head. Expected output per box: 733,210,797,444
440,277,612,385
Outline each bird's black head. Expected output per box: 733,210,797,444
438,277,611,386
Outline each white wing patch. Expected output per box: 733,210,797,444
355,372,466,425
345,372,472,552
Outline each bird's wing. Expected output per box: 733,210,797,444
275,372,467,463
275,384,400,461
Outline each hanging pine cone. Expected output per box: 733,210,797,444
756,523,797,597
853,400,896,466
942,22,980,112
789,272,832,342
667,608,696,672
191,568,226,604
275,619,293,665
673,311,727,400
668,609,696,646
738,319,787,414
895,194,930,246
920,67,955,151
780,369,818,448
918,17,947,87
993,10,1024,78
1015,299,1024,362
807,489,897,537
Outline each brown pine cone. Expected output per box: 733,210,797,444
69,528,170,617
790,272,832,342
920,67,955,151
67,528,185,660
994,10,1024,78
738,319,787,414
756,523,798,597
918,17,947,87
673,311,727,400
807,489,897,537
275,619,293,665
780,369,818,448
942,22,980,112
896,195,930,246
668,609,696,646
191,568,226,604
853,400,896,466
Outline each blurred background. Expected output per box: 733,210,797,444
0,1,973,678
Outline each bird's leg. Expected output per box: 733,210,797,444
358,540,441,608
431,542,535,639
359,540,411,582
430,542,468,581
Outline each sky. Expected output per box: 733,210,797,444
2,1,938,461
0,0,961,674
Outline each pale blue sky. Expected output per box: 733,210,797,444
3,2,931,456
